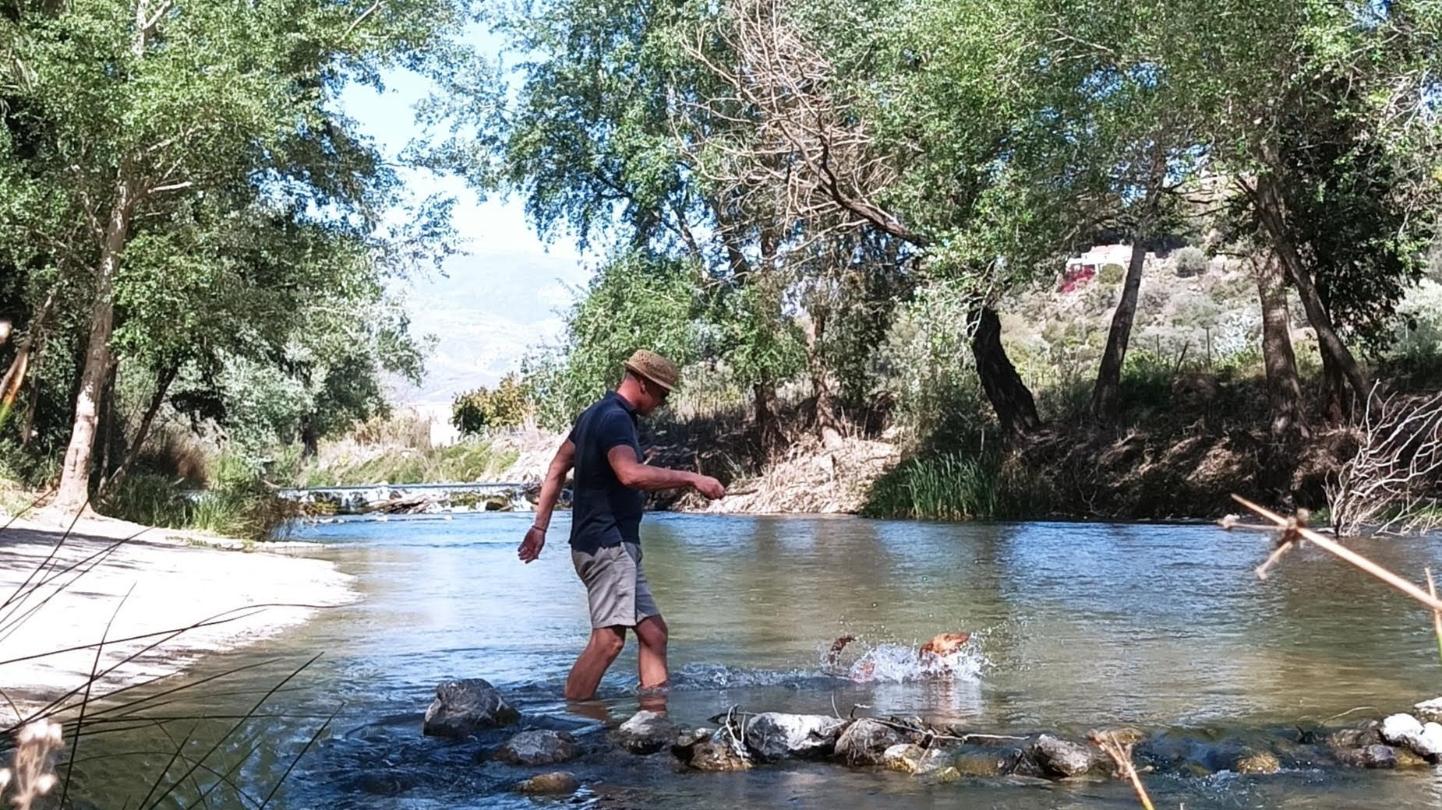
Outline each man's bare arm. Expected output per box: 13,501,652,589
607,446,725,499
518,439,575,563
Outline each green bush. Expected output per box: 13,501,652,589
1099,263,1126,285
452,373,531,435
102,471,296,541
1174,246,1208,277
864,452,1007,520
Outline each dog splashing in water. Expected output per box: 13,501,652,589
826,632,975,683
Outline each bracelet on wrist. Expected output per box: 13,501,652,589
530,525,547,533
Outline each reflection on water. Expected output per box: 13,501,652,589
60,513,1442,807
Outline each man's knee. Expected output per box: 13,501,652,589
638,616,668,647
593,627,626,658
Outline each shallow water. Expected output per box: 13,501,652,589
62,513,1442,807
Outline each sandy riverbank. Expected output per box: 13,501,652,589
0,513,354,713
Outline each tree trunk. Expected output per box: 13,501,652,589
1251,167,1367,419
101,361,179,496
969,306,1041,440
53,175,140,515
804,309,844,448
1253,254,1307,441
753,381,783,461
0,289,54,416
1090,240,1148,423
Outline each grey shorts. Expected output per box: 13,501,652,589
571,542,660,628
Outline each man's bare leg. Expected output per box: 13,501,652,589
635,615,669,689
565,627,626,700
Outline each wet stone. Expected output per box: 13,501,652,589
671,727,713,758
515,771,579,795
882,743,925,774
494,730,577,766
1029,735,1098,778
952,747,1025,778
614,710,678,755
743,713,847,761
1336,744,1398,769
688,730,753,771
1404,721,1442,760
1380,713,1422,746
1328,722,1382,751
835,719,908,766
422,678,520,739
1234,751,1280,775
1415,697,1442,724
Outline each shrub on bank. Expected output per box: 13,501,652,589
102,470,297,541
864,452,1032,520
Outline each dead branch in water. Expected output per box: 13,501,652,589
1230,494,1442,612
1328,388,1442,536
1089,729,1155,810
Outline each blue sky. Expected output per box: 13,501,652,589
339,48,596,407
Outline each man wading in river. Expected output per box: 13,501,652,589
518,350,726,701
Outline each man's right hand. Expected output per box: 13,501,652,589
691,474,726,500
518,527,546,563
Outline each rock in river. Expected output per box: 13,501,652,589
614,710,678,754
1336,744,1398,769
494,730,578,766
688,730,753,771
1415,697,1442,723
743,713,847,761
1380,713,1422,746
422,678,520,738
834,719,908,766
515,771,579,795
1029,735,1098,778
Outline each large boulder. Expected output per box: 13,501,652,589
614,710,678,755
422,679,519,738
515,772,579,795
743,713,848,761
494,730,577,766
688,730,753,771
834,719,907,767
1029,735,1099,778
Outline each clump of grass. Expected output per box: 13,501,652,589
864,452,1011,520
101,473,296,541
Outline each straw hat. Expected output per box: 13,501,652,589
623,349,680,392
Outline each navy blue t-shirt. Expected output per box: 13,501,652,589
567,391,645,553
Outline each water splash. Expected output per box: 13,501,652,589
832,641,986,684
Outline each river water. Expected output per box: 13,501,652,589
64,513,1442,807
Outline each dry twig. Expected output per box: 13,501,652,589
1088,729,1154,810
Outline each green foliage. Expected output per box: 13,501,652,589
527,251,702,429
0,0,474,501
1098,263,1126,286
1174,247,1207,277
452,373,531,435
864,452,1017,521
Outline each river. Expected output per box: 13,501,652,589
63,513,1442,807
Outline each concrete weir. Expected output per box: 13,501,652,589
277,481,561,515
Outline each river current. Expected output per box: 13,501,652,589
64,512,1442,807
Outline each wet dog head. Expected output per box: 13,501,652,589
918,632,971,657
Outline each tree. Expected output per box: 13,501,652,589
0,0,473,512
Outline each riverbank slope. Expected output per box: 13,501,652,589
0,513,354,711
